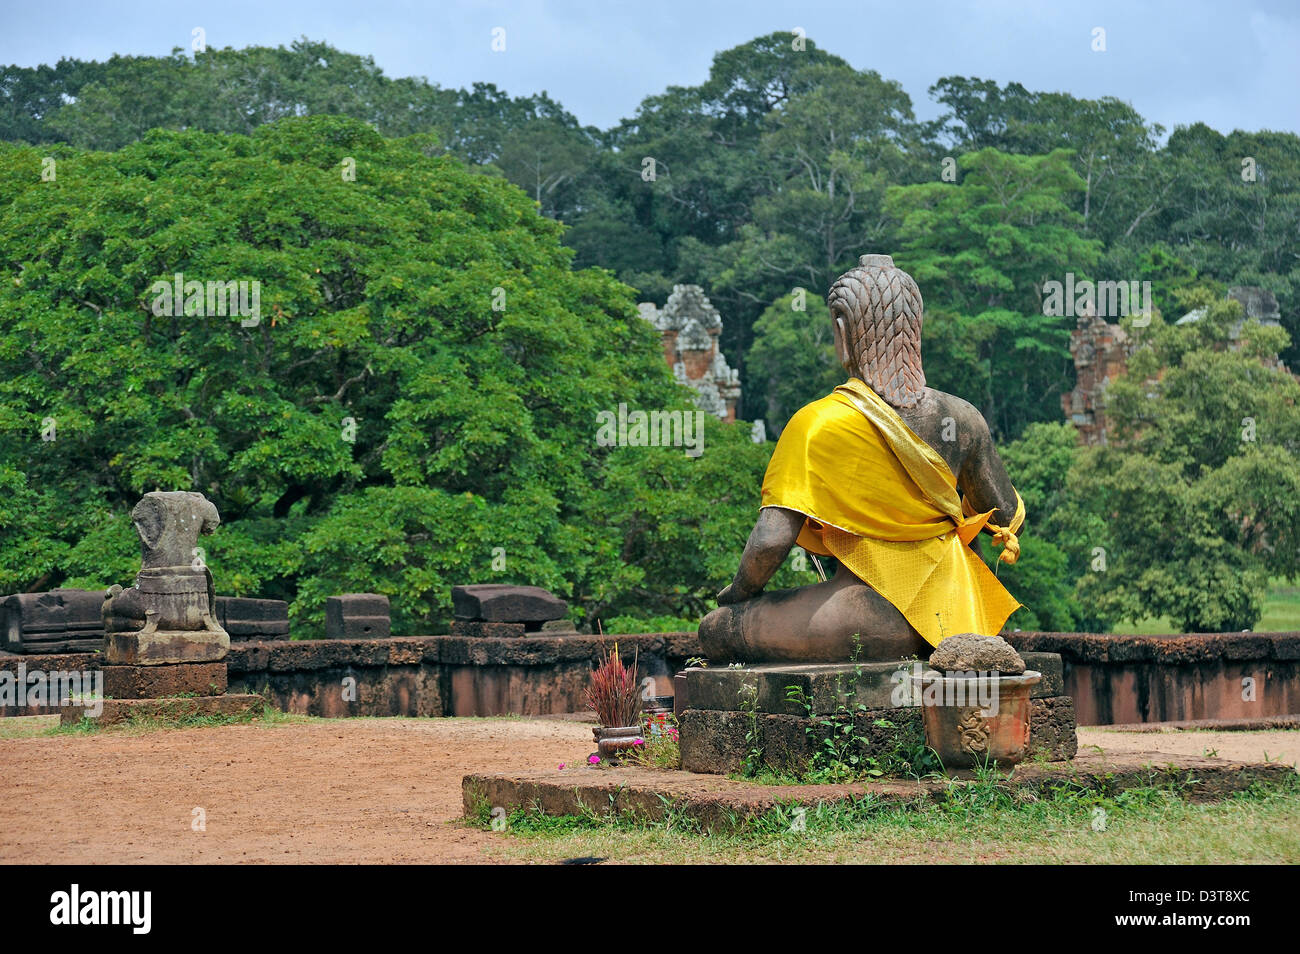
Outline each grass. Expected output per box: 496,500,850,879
470,775,1300,865
0,702,308,737
1112,577,1300,634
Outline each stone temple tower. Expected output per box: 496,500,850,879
638,285,741,422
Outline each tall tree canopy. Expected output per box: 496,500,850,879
0,116,797,632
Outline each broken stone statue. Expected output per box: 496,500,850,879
102,491,230,665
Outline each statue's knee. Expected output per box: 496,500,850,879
699,605,743,662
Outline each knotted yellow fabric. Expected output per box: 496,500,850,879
760,378,1025,648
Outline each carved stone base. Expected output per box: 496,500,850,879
104,628,230,666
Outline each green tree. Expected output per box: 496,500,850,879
745,292,841,434
1060,290,1300,631
995,422,1088,631
885,147,1103,439
0,116,707,633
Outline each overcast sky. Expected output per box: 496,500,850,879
2,0,1297,137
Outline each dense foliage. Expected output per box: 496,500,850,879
7,36,1298,433
0,117,807,632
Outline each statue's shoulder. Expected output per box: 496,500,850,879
925,388,984,423
917,388,995,451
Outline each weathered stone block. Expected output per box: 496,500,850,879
102,662,227,699
324,594,391,639
104,629,230,666
60,693,264,727
451,584,567,623
1025,696,1079,761
215,597,289,639
679,708,749,774
685,654,1066,718
1021,652,1064,696
450,620,527,638
1,589,105,654
685,662,905,716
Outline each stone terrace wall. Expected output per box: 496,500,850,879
6,630,1299,725
1004,631,1300,725
0,632,698,719
232,632,699,717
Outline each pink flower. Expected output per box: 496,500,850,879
588,754,601,764
558,763,566,771
634,738,645,746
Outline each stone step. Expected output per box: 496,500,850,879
102,662,227,699
464,750,1293,831
679,695,1079,775
60,693,265,727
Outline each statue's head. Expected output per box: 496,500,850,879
827,253,926,408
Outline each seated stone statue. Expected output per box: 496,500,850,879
699,254,1025,663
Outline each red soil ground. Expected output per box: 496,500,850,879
1,717,1295,864
0,716,595,864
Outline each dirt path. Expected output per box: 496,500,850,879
0,717,596,864
2,717,1295,864
1078,726,1300,770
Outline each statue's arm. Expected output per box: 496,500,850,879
959,414,1019,527
716,506,804,605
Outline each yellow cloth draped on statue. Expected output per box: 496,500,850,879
760,378,1025,648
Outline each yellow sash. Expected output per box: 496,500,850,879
760,378,1024,648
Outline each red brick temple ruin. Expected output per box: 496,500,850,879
1063,286,1287,445
639,285,741,422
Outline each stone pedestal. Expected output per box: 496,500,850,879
104,628,230,665
677,652,1078,775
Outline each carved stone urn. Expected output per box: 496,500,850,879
595,726,643,764
911,670,1042,770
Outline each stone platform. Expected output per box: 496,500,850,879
464,752,1293,831
60,693,265,727
677,653,1078,775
